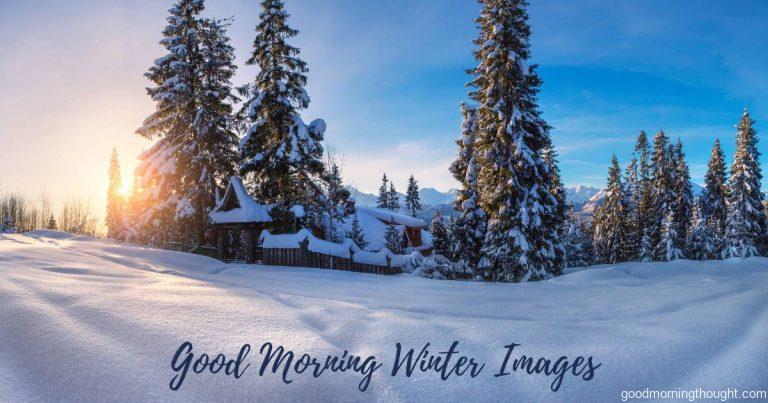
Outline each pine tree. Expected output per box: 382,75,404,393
180,16,240,245
723,109,764,258
593,155,627,264
345,213,368,250
638,228,654,263
384,218,403,254
634,131,654,253
470,0,562,282
430,211,449,257
623,156,640,260
135,0,205,245
544,147,567,272
700,139,728,238
649,130,674,260
387,183,400,211
239,0,326,226
659,210,683,261
322,163,351,241
687,204,717,260
377,174,389,209
404,175,422,217
671,139,694,243
449,103,486,274
562,211,592,268
106,148,126,241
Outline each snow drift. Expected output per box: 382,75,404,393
1,230,766,401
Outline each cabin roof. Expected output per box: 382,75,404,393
209,177,273,225
355,206,426,228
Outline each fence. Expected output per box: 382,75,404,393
260,229,402,275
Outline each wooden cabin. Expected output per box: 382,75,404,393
353,206,428,250
209,177,273,263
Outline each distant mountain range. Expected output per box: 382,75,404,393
348,182,704,221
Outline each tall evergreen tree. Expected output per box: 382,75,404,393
106,148,125,241
404,175,422,217
544,147,567,272
593,155,627,264
623,156,640,260
387,183,400,211
181,16,240,245
649,130,674,260
469,0,562,282
449,103,487,274
700,139,728,238
377,174,389,209
322,163,351,241
239,0,326,226
671,139,694,243
135,0,205,245
634,131,654,251
723,109,765,258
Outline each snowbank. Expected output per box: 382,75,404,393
1,232,767,401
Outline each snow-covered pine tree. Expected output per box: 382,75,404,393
135,0,205,245
671,139,694,243
449,103,487,274
469,0,562,282
106,148,126,241
179,16,240,246
430,211,449,257
638,228,654,263
384,217,403,254
659,210,683,261
322,162,351,241
238,0,326,228
387,183,400,211
687,203,717,260
623,156,640,260
723,109,765,258
345,212,368,250
562,210,592,268
634,131,654,252
544,146,567,272
404,175,422,217
377,174,389,209
649,129,674,260
593,155,627,264
699,139,728,238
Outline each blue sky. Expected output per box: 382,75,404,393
1,0,767,216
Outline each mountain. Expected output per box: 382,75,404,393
579,182,705,215
347,186,456,208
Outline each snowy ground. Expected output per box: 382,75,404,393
1,230,767,402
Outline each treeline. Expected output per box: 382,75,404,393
0,190,99,236
581,110,763,265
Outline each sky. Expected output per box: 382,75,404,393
1,0,767,221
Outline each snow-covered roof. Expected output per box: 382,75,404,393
209,177,273,224
260,229,311,249
355,206,426,228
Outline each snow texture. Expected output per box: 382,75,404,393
1,230,767,401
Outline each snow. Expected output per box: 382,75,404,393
209,177,273,224
2,231,767,401
355,206,426,228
